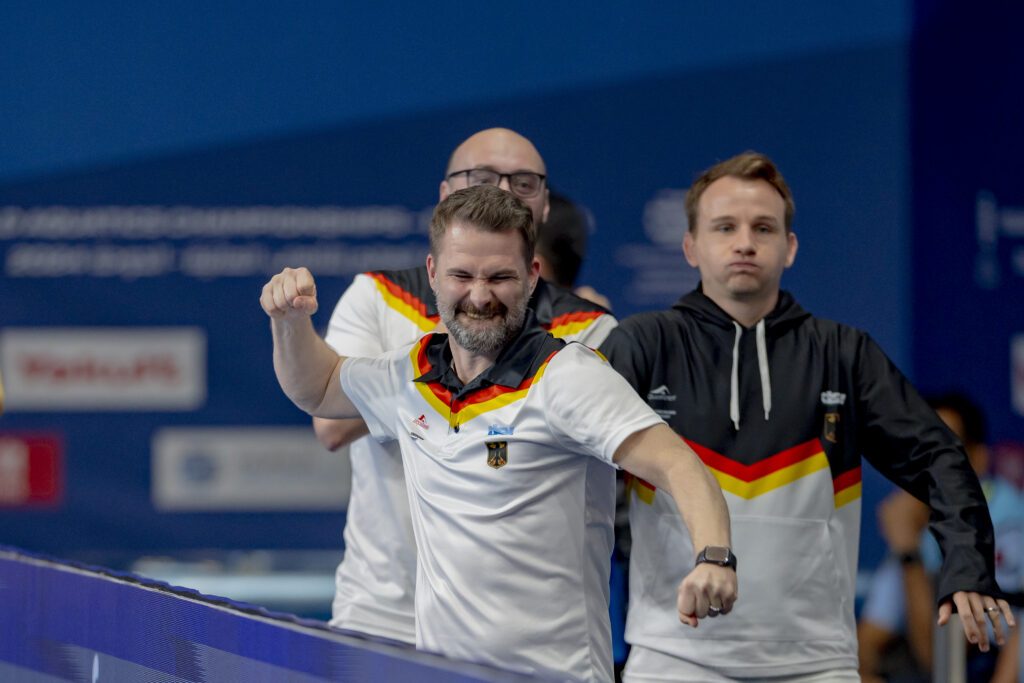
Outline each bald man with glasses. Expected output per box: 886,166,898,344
316,128,616,645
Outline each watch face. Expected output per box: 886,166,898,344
704,546,730,563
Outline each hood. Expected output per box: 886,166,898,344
673,284,811,334
674,284,811,430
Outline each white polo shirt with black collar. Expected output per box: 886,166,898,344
325,268,617,644
339,316,661,682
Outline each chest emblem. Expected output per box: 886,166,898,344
824,412,839,443
820,391,846,406
486,441,508,469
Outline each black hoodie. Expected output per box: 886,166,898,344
600,286,998,676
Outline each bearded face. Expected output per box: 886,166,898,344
437,280,530,355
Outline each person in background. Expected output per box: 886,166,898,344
858,392,1023,683
536,191,611,309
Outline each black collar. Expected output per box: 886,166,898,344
413,310,563,399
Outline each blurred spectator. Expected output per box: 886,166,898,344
858,392,1023,682
537,191,611,309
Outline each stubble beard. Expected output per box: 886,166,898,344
439,288,530,355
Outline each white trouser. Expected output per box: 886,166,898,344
622,645,860,683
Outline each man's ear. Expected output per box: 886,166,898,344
683,230,699,268
426,253,437,289
785,231,799,268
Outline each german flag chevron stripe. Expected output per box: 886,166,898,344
409,336,556,427
628,437,861,508
686,437,829,500
832,466,862,508
544,311,605,339
369,272,439,332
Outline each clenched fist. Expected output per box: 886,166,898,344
261,267,319,320
677,563,738,627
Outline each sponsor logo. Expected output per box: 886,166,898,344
824,413,840,443
647,385,676,401
152,427,349,511
413,414,429,430
0,432,62,507
0,328,205,411
487,423,514,436
486,441,508,470
654,409,677,419
820,391,846,407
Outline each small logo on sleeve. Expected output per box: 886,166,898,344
486,441,508,469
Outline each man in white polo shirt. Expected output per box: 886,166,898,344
314,128,616,645
261,185,737,681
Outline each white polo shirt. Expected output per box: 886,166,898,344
325,267,616,644
340,322,660,682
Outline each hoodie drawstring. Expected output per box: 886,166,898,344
730,322,741,431
729,320,773,430
756,319,772,421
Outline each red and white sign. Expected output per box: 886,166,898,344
0,433,62,506
0,328,205,411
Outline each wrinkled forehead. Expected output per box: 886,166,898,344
435,220,533,265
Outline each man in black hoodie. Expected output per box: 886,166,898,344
600,151,1014,682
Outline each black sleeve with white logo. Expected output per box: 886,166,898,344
599,317,655,397
853,332,999,605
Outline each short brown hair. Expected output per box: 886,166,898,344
685,152,795,233
430,185,536,264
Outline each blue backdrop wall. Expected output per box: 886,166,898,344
1,2,1018,575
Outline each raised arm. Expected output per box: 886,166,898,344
260,267,360,420
614,422,737,627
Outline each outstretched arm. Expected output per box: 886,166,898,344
260,267,360,420
614,423,736,627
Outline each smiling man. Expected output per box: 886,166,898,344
262,185,736,681
600,152,1013,682
314,128,616,646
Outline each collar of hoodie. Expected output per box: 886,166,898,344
729,319,772,431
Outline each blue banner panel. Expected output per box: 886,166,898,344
0,43,908,566
0,547,539,682
910,0,1024,444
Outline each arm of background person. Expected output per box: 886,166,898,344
614,422,736,627
877,489,936,670
856,619,896,683
990,627,1019,683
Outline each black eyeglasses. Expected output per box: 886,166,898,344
446,168,547,199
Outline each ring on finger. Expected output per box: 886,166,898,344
707,605,721,617
984,606,999,614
